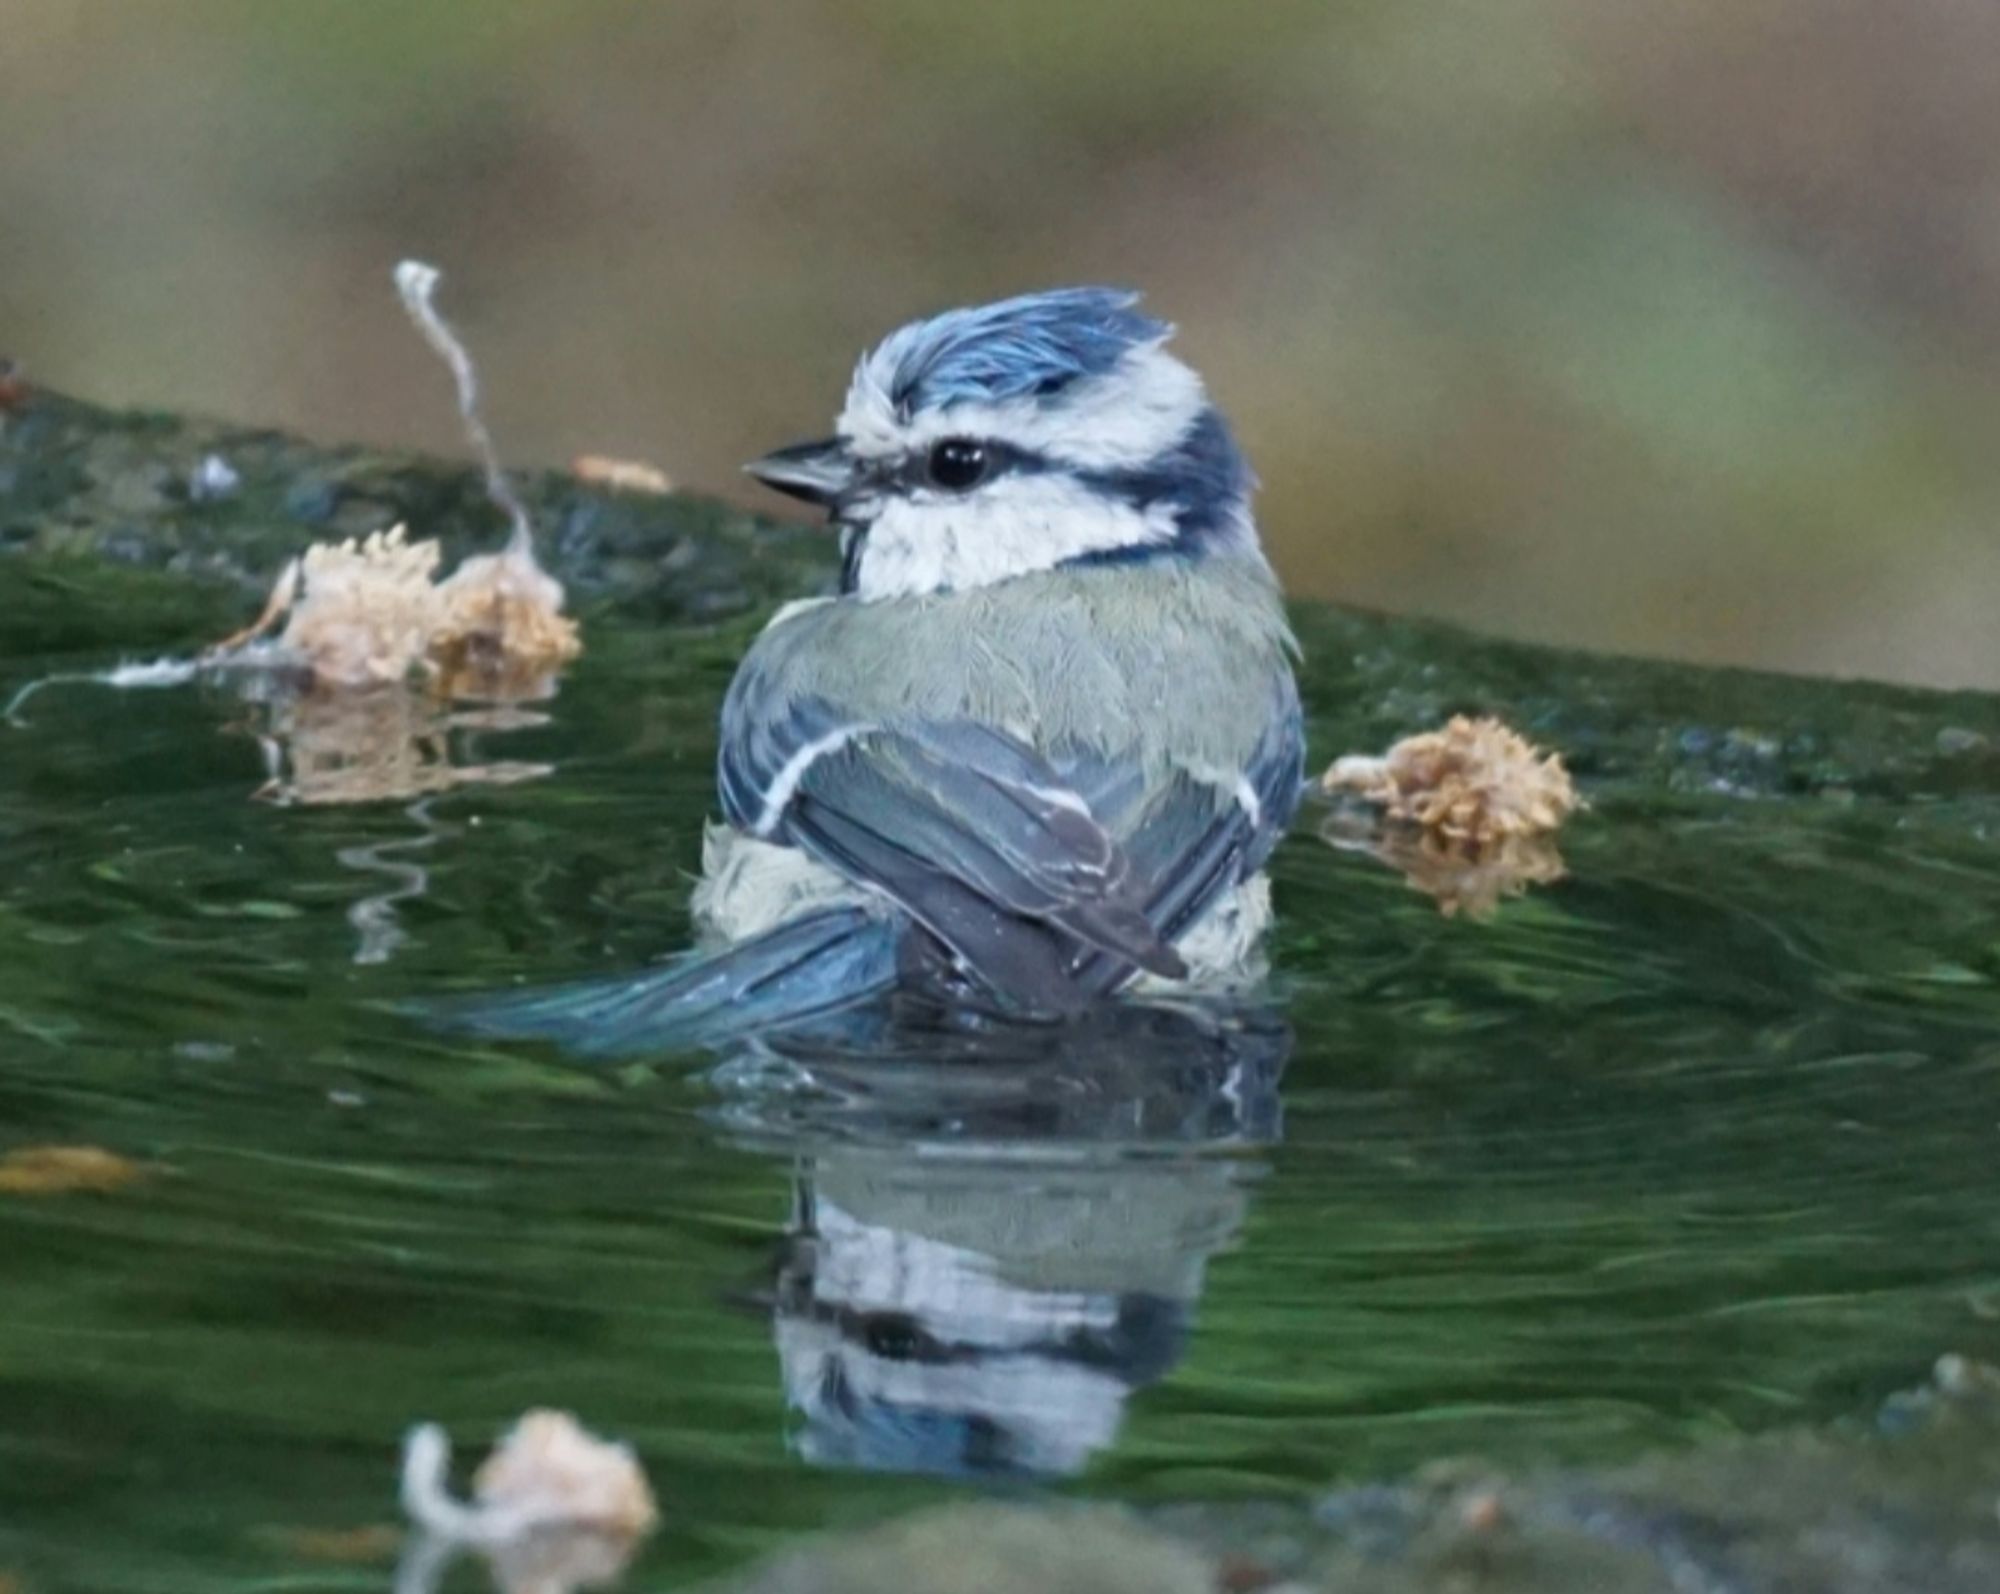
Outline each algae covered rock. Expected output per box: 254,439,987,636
0,386,829,627
10,382,2000,808
711,1503,1217,1594
710,1361,2000,1593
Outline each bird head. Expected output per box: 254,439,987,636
746,288,1260,599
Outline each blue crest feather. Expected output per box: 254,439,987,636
870,288,1168,415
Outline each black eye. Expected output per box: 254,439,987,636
861,1312,926,1360
925,437,989,492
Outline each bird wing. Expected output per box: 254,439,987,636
1061,680,1305,995
721,701,1187,1010
719,677,1305,1013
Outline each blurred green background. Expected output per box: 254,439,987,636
6,0,1999,688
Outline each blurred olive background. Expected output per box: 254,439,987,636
5,0,2000,688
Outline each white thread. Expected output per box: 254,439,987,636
394,260,533,556
4,658,201,727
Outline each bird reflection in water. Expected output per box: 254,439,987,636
715,996,1291,1480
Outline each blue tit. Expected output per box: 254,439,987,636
456,289,1304,1054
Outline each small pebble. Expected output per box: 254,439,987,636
572,454,672,495
189,453,242,502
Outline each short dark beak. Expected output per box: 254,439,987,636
743,437,856,509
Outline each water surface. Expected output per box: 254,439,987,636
3,572,1998,1591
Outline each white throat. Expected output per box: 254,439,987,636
850,472,1180,600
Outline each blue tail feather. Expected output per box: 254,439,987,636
427,907,900,1058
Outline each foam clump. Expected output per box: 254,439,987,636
1361,827,1569,920
1321,715,1578,844
401,1410,658,1544
432,543,583,699
222,524,580,698
269,526,443,688
1320,716,1579,919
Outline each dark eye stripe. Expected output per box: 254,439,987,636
874,439,1050,494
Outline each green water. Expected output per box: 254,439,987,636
3,566,1999,1592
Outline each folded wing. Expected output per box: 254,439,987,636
721,681,1303,1014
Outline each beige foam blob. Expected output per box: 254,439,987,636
1356,824,1569,920
216,524,580,699
1321,716,1580,919
1322,714,1579,845
400,1410,658,1544
431,544,582,700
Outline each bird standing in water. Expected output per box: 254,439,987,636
463,289,1304,1054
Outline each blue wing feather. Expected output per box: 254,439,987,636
426,906,899,1057
719,667,1302,1014
788,728,1187,984
1065,683,1305,994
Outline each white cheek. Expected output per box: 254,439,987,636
853,476,1176,599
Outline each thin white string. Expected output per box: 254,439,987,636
3,659,200,727
394,260,534,556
